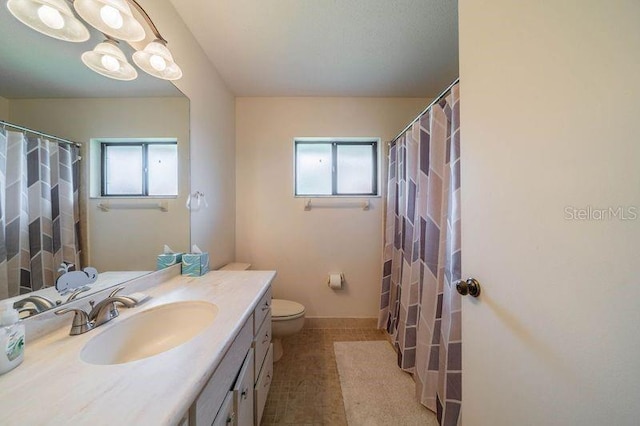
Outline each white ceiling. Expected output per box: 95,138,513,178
170,0,459,97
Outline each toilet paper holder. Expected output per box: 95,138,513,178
327,273,345,289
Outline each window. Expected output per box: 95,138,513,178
101,142,178,197
295,139,379,196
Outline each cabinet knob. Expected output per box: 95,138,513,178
241,388,248,400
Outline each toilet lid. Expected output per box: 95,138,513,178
271,299,305,318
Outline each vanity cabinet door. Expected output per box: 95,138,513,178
233,348,255,426
191,320,252,425
212,392,235,426
253,311,271,383
254,344,273,426
253,287,272,334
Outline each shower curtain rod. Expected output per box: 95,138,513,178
388,77,460,145
0,120,81,148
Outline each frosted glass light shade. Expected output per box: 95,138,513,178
74,0,145,42
132,40,182,80
7,0,90,42
81,40,137,81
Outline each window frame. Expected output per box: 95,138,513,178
294,138,380,197
100,141,178,197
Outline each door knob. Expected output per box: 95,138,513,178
455,278,481,297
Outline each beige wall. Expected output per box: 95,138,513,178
236,97,427,317
460,0,640,424
9,97,190,271
0,96,8,120
152,0,237,269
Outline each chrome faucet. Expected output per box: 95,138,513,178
55,286,138,335
14,295,58,313
88,292,137,327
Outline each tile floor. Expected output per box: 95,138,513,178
261,326,387,425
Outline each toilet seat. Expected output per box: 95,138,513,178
271,299,305,321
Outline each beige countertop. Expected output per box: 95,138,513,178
0,270,275,425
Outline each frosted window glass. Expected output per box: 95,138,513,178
296,144,332,195
337,144,373,194
148,144,178,196
105,145,142,195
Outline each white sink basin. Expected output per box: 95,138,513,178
81,301,218,365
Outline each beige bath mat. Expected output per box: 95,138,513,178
334,341,438,426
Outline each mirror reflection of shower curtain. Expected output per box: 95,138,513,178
0,129,82,299
379,82,461,425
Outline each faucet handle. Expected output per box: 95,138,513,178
108,286,126,298
55,308,92,335
65,287,90,303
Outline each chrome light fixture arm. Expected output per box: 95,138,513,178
6,0,182,80
127,0,166,44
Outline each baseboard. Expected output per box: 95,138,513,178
304,317,378,329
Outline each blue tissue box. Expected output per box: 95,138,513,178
157,253,183,270
182,252,210,277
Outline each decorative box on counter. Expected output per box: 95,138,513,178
157,253,183,270
182,246,210,277
157,245,184,271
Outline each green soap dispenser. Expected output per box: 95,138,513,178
0,301,25,375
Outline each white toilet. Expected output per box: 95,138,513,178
271,298,305,362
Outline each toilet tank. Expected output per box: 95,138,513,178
219,262,251,271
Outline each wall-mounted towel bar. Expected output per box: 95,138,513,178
303,199,370,211
97,201,168,212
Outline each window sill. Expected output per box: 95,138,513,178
90,195,179,200
294,195,381,198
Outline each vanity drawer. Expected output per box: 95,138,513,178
253,287,272,334
212,391,234,426
253,311,271,384
191,319,252,426
233,348,255,426
254,343,273,426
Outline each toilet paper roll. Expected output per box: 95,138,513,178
328,273,343,290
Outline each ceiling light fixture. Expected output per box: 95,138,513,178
81,38,137,80
7,0,90,42
74,0,144,42
6,0,182,81
132,39,182,81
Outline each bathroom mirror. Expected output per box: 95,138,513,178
0,8,190,315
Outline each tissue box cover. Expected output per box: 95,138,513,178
157,253,183,270
182,253,210,277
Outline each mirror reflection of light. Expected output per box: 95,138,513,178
38,5,65,29
100,54,120,72
149,55,167,72
100,4,123,29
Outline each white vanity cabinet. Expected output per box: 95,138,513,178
188,286,273,426
233,348,255,426
212,392,234,426
252,288,273,426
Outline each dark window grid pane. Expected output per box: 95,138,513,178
103,144,144,196
148,144,178,196
295,141,378,196
336,143,376,195
296,143,332,195
101,142,177,197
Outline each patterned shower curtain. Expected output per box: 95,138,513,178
0,128,82,299
379,82,461,425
